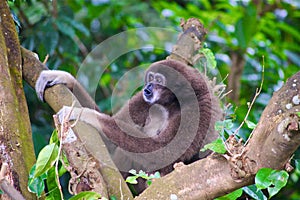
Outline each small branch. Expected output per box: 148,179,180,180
243,56,265,146
168,18,207,65
232,56,265,139
0,163,26,200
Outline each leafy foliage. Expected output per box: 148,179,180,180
200,138,227,154
255,168,289,199
126,169,161,186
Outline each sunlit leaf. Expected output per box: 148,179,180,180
28,164,46,197
200,138,226,154
268,170,289,198
243,185,267,200
199,48,217,69
255,168,289,198
215,188,243,200
255,168,273,190
245,120,256,130
125,176,138,184
49,129,59,145
34,143,59,178
69,191,101,200
46,167,62,200
294,159,300,172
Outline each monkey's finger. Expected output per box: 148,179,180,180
35,71,50,102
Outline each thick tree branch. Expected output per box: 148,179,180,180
137,71,300,199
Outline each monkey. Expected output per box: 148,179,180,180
35,59,223,192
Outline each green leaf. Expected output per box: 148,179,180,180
55,20,76,39
255,168,273,190
296,112,300,118
234,4,257,49
34,143,59,178
224,119,234,130
46,167,62,200
59,16,90,37
269,170,289,188
42,21,59,54
267,170,289,198
243,185,267,200
28,164,46,197
199,48,217,69
126,176,138,184
110,195,117,200
58,153,69,177
295,159,300,171
215,121,225,132
128,169,137,175
149,171,161,179
49,129,59,145
245,120,256,130
69,191,101,200
277,22,300,42
200,138,226,154
215,188,243,200
58,163,68,177
267,187,280,199
146,180,152,186
138,170,149,179
255,168,289,198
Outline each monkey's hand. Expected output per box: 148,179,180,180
57,106,106,133
35,70,76,101
56,106,81,124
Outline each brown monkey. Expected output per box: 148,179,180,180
36,59,222,190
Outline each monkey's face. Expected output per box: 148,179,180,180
143,71,174,104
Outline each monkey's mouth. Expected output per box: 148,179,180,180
143,83,154,103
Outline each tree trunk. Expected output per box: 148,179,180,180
0,1,36,199
227,51,245,104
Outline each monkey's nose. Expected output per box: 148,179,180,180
143,83,153,98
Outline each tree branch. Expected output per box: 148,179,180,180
137,71,300,199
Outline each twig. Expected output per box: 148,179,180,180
0,163,26,200
243,56,265,146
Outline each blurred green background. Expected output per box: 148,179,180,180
9,0,300,199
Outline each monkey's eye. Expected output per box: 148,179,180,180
156,77,162,84
147,72,154,82
155,73,165,86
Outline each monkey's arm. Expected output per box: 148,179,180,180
57,106,177,153
36,70,100,111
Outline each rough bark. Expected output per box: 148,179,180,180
0,1,36,199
